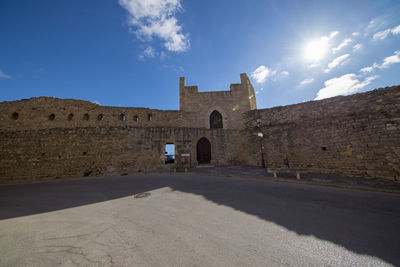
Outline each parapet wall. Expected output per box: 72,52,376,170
0,97,200,131
243,86,400,180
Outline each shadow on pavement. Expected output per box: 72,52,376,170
1,174,400,265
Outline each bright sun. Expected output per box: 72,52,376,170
304,37,328,61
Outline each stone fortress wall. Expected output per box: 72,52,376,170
0,97,194,131
0,74,253,182
243,86,400,180
0,127,244,181
0,73,256,132
0,73,399,182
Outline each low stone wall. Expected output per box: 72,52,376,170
243,86,400,180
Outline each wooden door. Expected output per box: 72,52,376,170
197,137,211,164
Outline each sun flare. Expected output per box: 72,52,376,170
304,37,328,61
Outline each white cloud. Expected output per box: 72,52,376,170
353,43,363,51
392,25,400,35
324,54,350,73
373,24,400,40
365,17,387,35
329,31,339,39
118,0,189,52
359,62,379,74
309,62,320,68
359,50,400,73
379,50,400,69
281,71,289,76
373,28,392,40
315,74,377,100
0,69,11,79
360,66,374,73
300,78,314,86
144,46,155,57
352,32,360,36
332,38,352,53
250,65,276,84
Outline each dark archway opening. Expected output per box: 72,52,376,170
210,110,223,129
197,137,211,164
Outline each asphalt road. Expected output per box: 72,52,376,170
1,174,399,266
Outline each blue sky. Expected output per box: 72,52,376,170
1,0,399,109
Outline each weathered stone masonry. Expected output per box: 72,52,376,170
244,86,400,180
0,74,254,182
0,73,399,182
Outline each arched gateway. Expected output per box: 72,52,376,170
196,137,211,164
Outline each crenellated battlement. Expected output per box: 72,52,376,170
179,73,256,129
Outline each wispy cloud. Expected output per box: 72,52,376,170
141,46,156,59
379,50,400,69
358,50,400,73
118,0,189,52
299,78,314,86
0,69,11,79
281,71,289,76
329,31,339,39
352,32,360,36
373,24,400,40
392,25,400,34
324,54,350,73
315,74,377,100
332,38,352,53
365,17,387,36
360,66,374,73
353,43,363,51
373,28,392,40
250,65,276,84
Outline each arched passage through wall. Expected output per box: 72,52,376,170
196,137,211,164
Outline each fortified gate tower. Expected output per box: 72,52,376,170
179,73,257,130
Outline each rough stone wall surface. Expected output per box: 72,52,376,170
0,97,200,131
243,86,400,180
179,73,257,129
0,126,245,182
0,75,399,182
